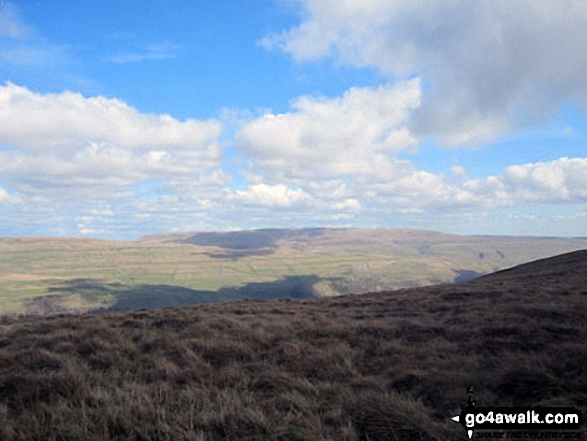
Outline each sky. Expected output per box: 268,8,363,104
0,0,586,239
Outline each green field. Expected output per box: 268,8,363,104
1,228,586,314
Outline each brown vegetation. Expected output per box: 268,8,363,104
0,250,586,440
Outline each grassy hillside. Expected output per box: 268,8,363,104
0,250,585,439
1,228,586,314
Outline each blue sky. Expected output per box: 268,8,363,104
0,0,586,239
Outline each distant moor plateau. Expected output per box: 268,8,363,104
1,228,586,315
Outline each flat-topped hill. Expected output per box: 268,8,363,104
2,228,587,315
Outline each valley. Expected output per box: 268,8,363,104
1,228,586,315
0,249,585,439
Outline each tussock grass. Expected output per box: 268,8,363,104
0,250,586,439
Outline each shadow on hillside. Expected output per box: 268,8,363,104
202,248,275,260
452,269,485,283
29,275,323,314
182,228,327,258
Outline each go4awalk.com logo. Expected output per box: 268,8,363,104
452,406,584,439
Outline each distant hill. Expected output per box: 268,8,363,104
178,228,328,252
478,248,587,283
0,250,585,439
1,228,587,315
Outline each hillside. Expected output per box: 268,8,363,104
2,228,587,315
0,250,585,439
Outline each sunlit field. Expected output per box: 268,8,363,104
2,229,586,315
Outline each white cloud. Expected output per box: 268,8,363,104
501,157,587,202
358,168,481,212
245,157,587,219
0,83,220,152
107,42,181,64
0,83,222,193
265,0,587,146
450,165,467,178
234,78,587,222
79,228,107,236
236,81,420,179
332,198,362,212
226,183,313,208
1,2,585,237
369,157,587,211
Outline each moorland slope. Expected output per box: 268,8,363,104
2,228,587,315
0,250,585,439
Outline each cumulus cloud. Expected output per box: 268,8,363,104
368,157,587,211
264,0,587,145
239,157,587,219
226,183,313,208
332,198,362,212
234,77,587,222
1,2,584,237
0,83,222,193
499,157,587,202
236,80,420,179
0,83,220,152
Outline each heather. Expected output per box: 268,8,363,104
0,251,586,440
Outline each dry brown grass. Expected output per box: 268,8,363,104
0,250,586,440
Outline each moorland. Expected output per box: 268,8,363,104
0,249,585,439
1,228,586,315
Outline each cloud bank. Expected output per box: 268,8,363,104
264,0,587,145
0,83,222,191
1,81,585,237
1,2,586,238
